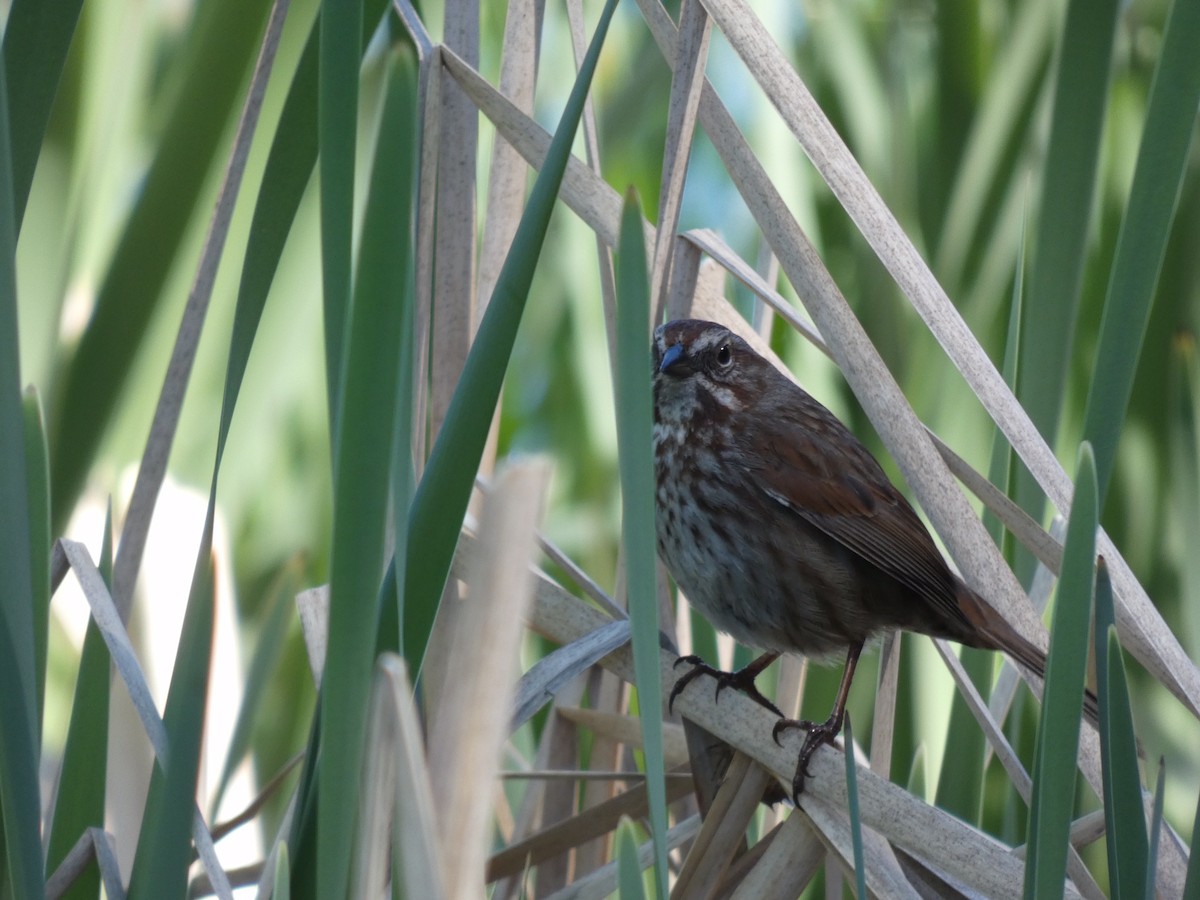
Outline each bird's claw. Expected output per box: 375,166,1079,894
771,715,842,804
668,656,784,717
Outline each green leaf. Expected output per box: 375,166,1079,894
1,0,85,227
1024,443,1097,899
616,817,646,900
317,46,415,900
844,716,867,900
1183,780,1200,898
1013,0,1118,551
1081,0,1200,507
275,842,292,900
614,188,668,896
0,45,43,900
44,504,113,900
22,388,49,732
318,0,363,419
1094,561,1147,900
402,0,621,674
1145,759,1166,900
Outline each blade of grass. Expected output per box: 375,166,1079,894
274,842,291,900
1094,559,1147,899
44,504,113,900
1081,0,1200,507
1183,781,1200,897
401,0,620,674
317,44,415,900
317,0,362,419
427,461,549,899
935,0,1053,289
614,189,668,896
1012,0,1119,558
0,47,43,900
1,0,85,227
1024,443,1097,899
1145,759,1166,900
843,717,867,900
22,388,49,730
616,817,647,900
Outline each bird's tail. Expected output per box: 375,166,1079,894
956,585,1100,727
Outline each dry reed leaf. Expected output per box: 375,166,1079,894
574,667,628,876
439,46,641,254
476,0,542,314
650,0,713,321
510,620,631,732
350,655,445,900
680,229,825,350
541,816,703,900
799,793,919,899
494,677,589,900
726,814,823,900
670,752,769,900
869,633,899,781
45,828,125,900
518,687,586,894
555,706,689,767
295,586,328,687
410,42,442,468
427,460,551,900
487,767,695,883
565,0,619,362
430,0,480,444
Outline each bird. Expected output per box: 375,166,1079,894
651,317,1094,803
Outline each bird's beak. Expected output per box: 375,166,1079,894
658,342,690,376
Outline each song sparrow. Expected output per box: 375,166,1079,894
652,318,1092,803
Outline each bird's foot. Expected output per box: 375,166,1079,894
668,655,784,717
772,713,844,804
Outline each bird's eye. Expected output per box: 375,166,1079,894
715,344,733,368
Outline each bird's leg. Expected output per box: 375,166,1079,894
772,641,863,803
669,652,783,717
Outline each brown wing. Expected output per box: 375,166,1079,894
740,396,974,636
